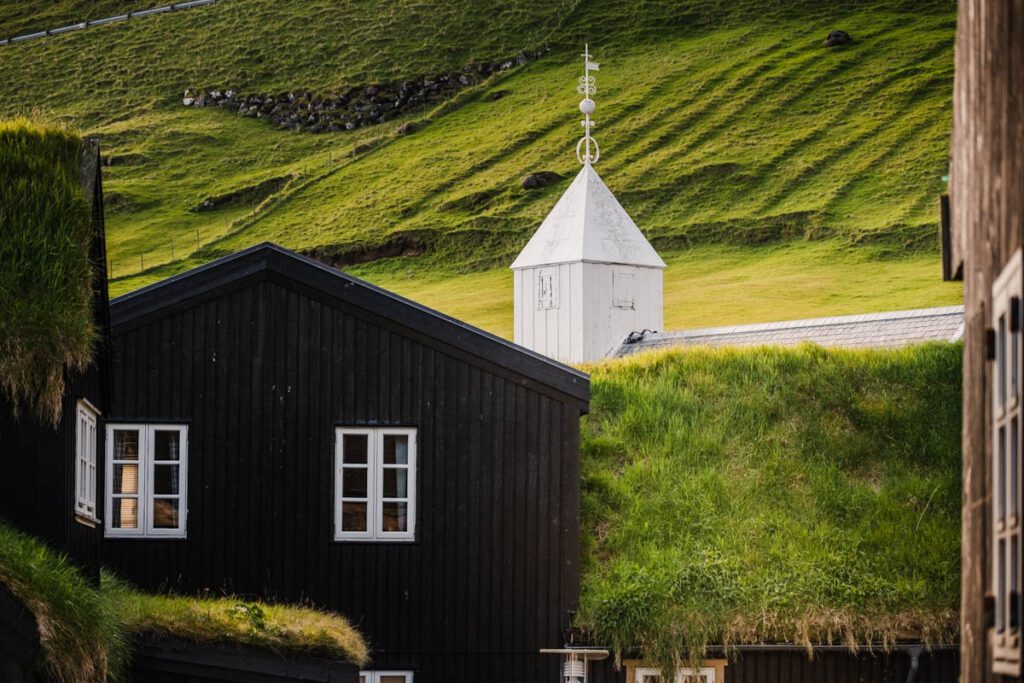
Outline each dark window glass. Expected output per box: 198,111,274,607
345,434,368,464
152,499,179,528
342,502,367,532
383,434,408,464
153,465,180,495
112,498,138,529
381,501,408,532
112,464,139,495
382,468,408,498
343,468,367,497
114,430,139,460
154,430,180,461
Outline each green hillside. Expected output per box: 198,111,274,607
0,0,962,336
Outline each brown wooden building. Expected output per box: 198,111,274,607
946,1,1024,680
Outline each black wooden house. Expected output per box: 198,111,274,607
100,242,590,682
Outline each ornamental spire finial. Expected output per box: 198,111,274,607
576,44,599,165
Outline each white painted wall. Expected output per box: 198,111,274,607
514,261,662,364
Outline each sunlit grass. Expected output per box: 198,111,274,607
0,1,957,328
579,343,961,672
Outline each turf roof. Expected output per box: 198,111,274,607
578,343,961,670
0,118,97,425
0,517,368,681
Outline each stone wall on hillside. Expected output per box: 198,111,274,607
183,49,546,133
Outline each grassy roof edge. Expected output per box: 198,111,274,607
0,117,97,426
0,518,129,682
577,343,962,672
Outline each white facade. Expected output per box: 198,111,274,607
512,163,665,364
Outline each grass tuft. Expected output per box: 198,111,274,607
0,118,96,425
0,519,129,683
103,572,370,667
579,343,961,674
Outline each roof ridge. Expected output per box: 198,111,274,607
670,306,965,338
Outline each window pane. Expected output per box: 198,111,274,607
382,468,408,498
381,501,407,532
153,465,180,495
1001,426,1008,521
381,677,408,683
114,429,139,460
1000,538,1008,632
113,464,139,495
383,434,408,464
343,502,367,532
153,498,180,528
345,434,368,464
343,468,367,497
1014,417,1020,519
154,430,181,461
112,498,138,529
1001,315,1008,408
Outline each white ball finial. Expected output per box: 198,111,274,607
579,98,595,115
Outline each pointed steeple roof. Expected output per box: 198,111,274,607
510,163,666,269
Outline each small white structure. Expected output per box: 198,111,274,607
511,46,665,364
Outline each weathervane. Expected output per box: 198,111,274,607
576,44,599,165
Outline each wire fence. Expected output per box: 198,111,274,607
0,0,220,47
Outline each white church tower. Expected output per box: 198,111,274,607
511,46,665,364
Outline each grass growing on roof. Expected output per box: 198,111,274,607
0,519,129,683
102,572,370,666
0,118,96,425
578,343,961,672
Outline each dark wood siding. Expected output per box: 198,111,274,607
587,648,959,683
104,274,582,682
949,1,1024,681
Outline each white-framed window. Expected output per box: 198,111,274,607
993,248,1023,676
74,399,99,523
635,667,716,683
537,267,559,310
105,424,188,539
613,269,636,309
335,427,416,542
359,672,413,683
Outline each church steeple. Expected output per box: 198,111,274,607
511,47,666,363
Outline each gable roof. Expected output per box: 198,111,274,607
510,163,666,270
111,243,589,408
612,306,964,357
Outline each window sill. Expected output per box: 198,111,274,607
332,538,418,545
74,513,100,528
104,532,188,540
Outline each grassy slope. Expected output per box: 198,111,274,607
0,1,960,334
579,343,961,668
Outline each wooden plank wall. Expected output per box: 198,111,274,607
587,648,959,683
103,275,582,683
950,1,1024,681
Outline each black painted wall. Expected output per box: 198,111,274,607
102,259,585,683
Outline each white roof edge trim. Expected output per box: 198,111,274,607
511,258,667,271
